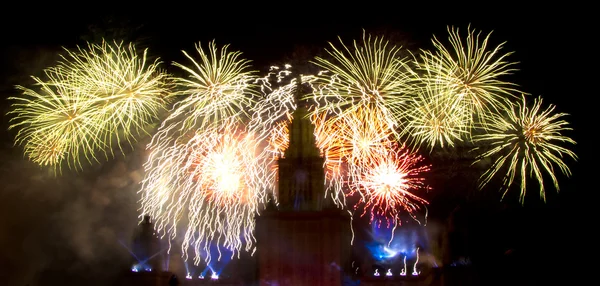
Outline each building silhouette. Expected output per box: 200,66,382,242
117,215,173,286
131,215,163,272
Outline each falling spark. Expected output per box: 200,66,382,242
139,121,271,264
413,247,421,276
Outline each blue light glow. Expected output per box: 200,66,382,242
367,223,428,262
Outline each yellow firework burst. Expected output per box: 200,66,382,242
401,83,472,151
169,41,260,133
8,40,170,171
311,30,415,125
414,25,520,128
9,72,100,169
472,95,577,202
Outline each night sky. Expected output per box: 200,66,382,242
0,4,593,285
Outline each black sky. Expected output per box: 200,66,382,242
0,3,594,285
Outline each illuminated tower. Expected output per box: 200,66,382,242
256,77,352,286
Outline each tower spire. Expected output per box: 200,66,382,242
284,76,321,159
277,76,325,211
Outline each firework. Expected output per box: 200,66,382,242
333,105,397,165
308,31,419,206
139,121,270,264
349,144,430,229
8,40,170,171
400,83,471,151
247,67,301,145
169,41,260,133
270,102,432,225
317,104,398,204
249,69,326,188
472,95,577,202
139,65,300,264
267,119,292,159
311,30,415,128
414,25,520,129
266,92,400,207
310,110,346,202
9,71,100,169
148,41,262,169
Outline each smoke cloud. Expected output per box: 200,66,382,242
0,135,148,285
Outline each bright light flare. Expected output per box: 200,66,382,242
350,145,431,228
139,121,270,264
